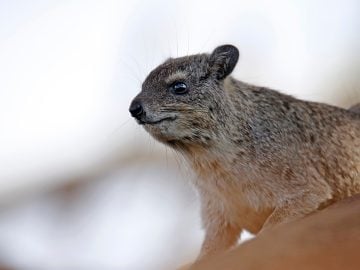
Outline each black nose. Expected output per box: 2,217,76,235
129,100,144,119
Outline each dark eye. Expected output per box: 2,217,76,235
170,82,188,95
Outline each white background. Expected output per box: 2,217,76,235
0,0,359,269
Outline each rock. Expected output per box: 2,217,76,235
191,194,360,270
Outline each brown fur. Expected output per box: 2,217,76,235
129,45,360,260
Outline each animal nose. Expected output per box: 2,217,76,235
129,100,144,119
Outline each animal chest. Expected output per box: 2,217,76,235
191,156,273,232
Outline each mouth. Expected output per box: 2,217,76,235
138,116,176,125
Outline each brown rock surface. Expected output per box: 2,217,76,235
191,194,360,270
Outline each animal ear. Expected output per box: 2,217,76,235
209,44,239,80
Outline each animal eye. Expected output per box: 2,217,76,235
171,82,188,95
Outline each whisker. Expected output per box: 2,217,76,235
159,107,209,113
117,57,143,84
106,119,132,140
165,145,169,170
200,25,218,52
130,55,146,81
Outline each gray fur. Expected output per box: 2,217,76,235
130,44,360,260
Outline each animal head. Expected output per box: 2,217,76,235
129,44,239,147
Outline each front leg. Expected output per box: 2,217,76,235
178,199,241,270
198,196,242,260
199,219,241,259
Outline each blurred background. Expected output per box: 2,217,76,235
0,0,359,269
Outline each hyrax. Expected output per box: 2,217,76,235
129,45,360,259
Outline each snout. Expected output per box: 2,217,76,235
129,100,144,120
129,98,177,126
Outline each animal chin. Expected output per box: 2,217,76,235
143,117,179,142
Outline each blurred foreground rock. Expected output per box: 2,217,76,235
191,194,360,270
